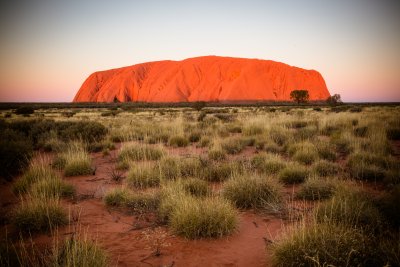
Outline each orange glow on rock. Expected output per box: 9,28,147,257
73,56,330,102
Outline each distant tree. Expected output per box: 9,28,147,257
326,94,342,106
290,90,309,104
192,101,206,111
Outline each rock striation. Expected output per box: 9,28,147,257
73,56,330,102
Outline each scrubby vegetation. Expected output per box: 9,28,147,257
1,103,400,266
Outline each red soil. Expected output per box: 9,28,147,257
73,56,330,103
0,147,286,267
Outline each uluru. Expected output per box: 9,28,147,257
73,56,330,103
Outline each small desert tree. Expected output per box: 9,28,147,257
290,90,309,104
326,94,342,106
192,101,206,112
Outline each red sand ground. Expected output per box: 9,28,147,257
73,56,330,103
2,140,394,266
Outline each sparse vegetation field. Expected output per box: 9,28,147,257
0,103,399,266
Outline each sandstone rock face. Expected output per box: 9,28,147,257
73,56,330,102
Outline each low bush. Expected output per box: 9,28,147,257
387,127,400,140
223,175,282,210
15,106,35,115
354,126,368,137
188,131,201,143
0,129,33,180
278,164,309,185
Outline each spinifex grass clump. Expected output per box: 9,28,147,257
346,152,389,181
127,164,160,188
159,181,237,239
170,196,237,239
118,144,165,162
202,161,241,182
296,178,335,200
223,174,282,210
272,223,378,267
221,137,246,154
287,142,318,165
104,187,160,212
312,160,340,177
181,178,209,197
55,142,92,177
278,163,309,185
168,135,189,147
314,187,382,229
13,157,75,198
53,236,108,267
13,197,67,233
13,159,59,194
254,153,287,175
103,187,130,206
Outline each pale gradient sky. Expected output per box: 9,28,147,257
0,0,399,102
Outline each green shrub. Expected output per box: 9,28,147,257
272,223,378,267
278,164,309,184
296,179,335,200
168,135,189,147
223,175,282,210
387,127,400,140
313,160,340,177
188,131,201,143
13,197,67,233
54,238,108,267
127,164,160,188
354,126,368,137
15,106,35,115
169,197,237,239
0,129,33,180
